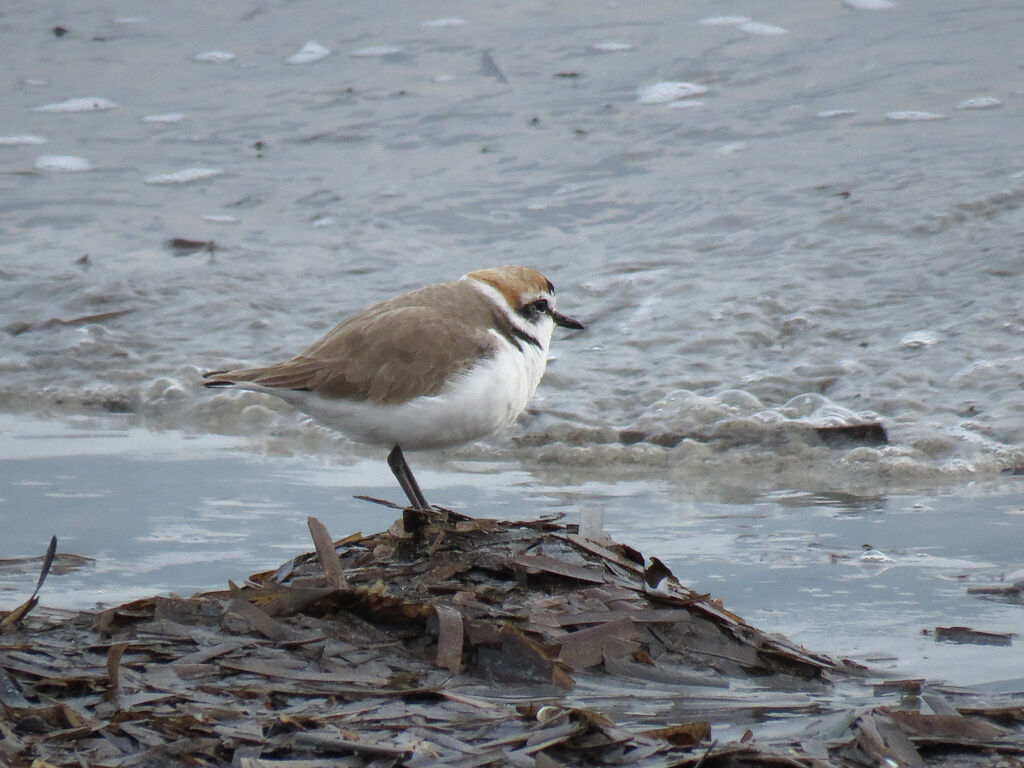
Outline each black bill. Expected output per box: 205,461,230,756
552,310,584,330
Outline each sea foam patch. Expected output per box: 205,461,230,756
900,330,940,349
0,135,47,145
739,21,788,36
287,41,330,64
143,113,185,124
34,155,92,172
886,110,946,121
144,168,224,185
422,17,465,27
637,82,708,104
698,16,751,25
194,51,236,63
33,97,119,112
352,46,402,57
957,97,1001,110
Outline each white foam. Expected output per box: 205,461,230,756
698,16,751,25
142,113,185,123
817,109,856,118
886,110,945,121
422,17,465,27
34,155,92,172
782,393,831,418
593,41,633,52
637,81,708,104
32,97,118,112
194,51,236,63
717,389,763,410
860,546,895,564
0,134,47,145
201,215,239,224
352,46,402,57
957,97,1001,110
900,330,940,349
807,403,867,427
287,41,330,64
740,22,788,36
844,0,895,8
144,168,223,185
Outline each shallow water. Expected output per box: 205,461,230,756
606,486,1024,686
0,415,527,607
1,0,1023,689
2,416,1022,688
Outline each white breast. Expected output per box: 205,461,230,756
268,330,549,450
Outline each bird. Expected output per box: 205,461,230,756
203,266,583,511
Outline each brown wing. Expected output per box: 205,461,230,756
204,282,500,405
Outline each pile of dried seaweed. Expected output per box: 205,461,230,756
2,507,1023,767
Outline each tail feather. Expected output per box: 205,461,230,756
202,369,240,388
202,365,317,391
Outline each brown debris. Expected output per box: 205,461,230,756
559,616,638,670
433,605,464,673
306,516,350,589
3,309,134,336
641,720,712,746
830,704,1024,767
934,625,1014,646
104,641,129,695
967,580,1024,604
167,237,216,254
814,423,888,446
0,551,93,578
1,512,1022,767
614,421,889,449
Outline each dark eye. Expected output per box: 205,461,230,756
517,297,551,322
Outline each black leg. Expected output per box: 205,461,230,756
387,445,431,511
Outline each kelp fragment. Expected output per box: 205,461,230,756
1,512,1022,767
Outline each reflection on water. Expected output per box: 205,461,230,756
762,489,888,513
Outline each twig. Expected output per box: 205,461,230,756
0,536,57,630
694,740,718,768
353,495,405,510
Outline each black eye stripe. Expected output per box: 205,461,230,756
517,298,550,318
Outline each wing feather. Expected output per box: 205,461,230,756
203,282,501,404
